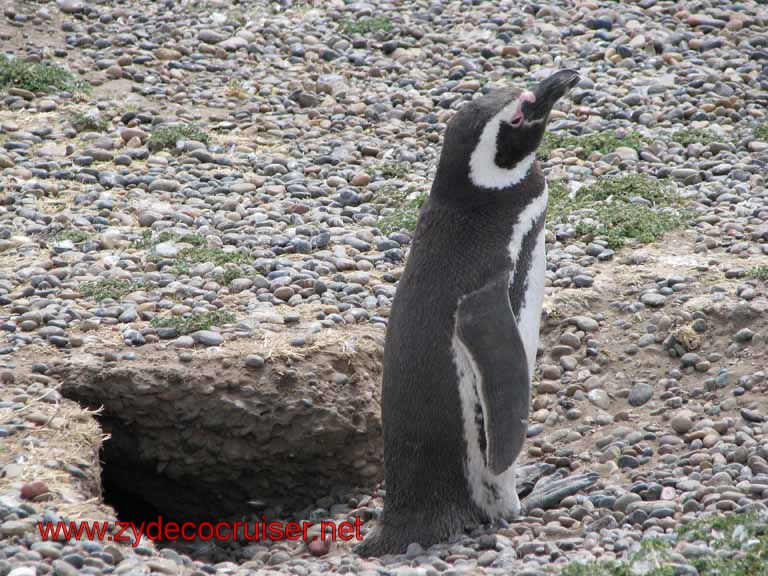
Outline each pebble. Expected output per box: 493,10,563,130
628,383,653,407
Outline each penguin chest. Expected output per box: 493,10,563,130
450,187,549,518
508,187,549,375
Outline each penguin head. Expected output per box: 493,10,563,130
434,69,579,198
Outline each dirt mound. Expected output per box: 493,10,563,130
49,326,385,523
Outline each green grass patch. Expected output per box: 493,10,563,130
578,173,673,205
547,179,571,222
150,310,236,334
54,229,91,244
747,265,768,282
79,278,138,301
561,512,768,576
379,161,410,179
539,130,648,161
70,112,109,132
559,538,674,576
339,16,393,35
0,55,89,94
548,174,686,249
377,187,428,235
147,124,209,152
164,247,248,276
678,512,768,576
671,127,719,147
574,204,685,249
753,123,768,141
131,230,154,250
132,230,206,250
214,268,241,286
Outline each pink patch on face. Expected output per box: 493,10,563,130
509,91,536,125
520,90,536,105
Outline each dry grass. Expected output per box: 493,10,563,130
254,324,383,363
0,389,113,522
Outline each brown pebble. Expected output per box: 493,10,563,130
20,481,49,501
308,537,331,557
350,172,370,187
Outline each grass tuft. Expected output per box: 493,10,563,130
377,186,428,235
150,310,236,334
753,123,768,141
747,266,768,282
380,161,410,179
79,279,138,301
548,174,686,249
559,512,768,576
539,130,648,161
162,247,248,276
70,112,109,132
671,127,719,147
0,55,90,94
339,16,393,35
214,268,241,286
147,124,209,152
132,230,206,250
54,229,91,244
225,79,247,99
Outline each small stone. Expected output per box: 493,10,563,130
308,537,331,556
641,293,667,307
571,316,599,332
405,542,424,559
628,382,653,406
245,354,265,369
670,411,694,434
172,336,194,349
52,559,79,576
741,408,765,423
192,331,223,347
588,389,611,410
20,480,49,500
734,328,754,343
57,0,84,14
351,172,370,186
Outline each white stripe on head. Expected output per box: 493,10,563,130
469,92,536,190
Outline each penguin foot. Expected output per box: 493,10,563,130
514,462,557,499
521,471,599,513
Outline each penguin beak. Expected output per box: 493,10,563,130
522,69,580,122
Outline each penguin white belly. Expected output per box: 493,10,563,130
516,228,546,378
509,184,549,378
451,185,549,519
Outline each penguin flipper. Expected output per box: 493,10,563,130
456,274,531,476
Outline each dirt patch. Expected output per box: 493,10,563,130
46,325,385,524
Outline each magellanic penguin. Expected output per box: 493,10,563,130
356,69,580,556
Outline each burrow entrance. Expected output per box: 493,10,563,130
51,334,385,557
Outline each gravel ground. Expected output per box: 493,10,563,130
2,0,768,575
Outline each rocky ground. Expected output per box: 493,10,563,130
2,0,768,575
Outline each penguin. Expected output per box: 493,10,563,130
356,69,580,556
